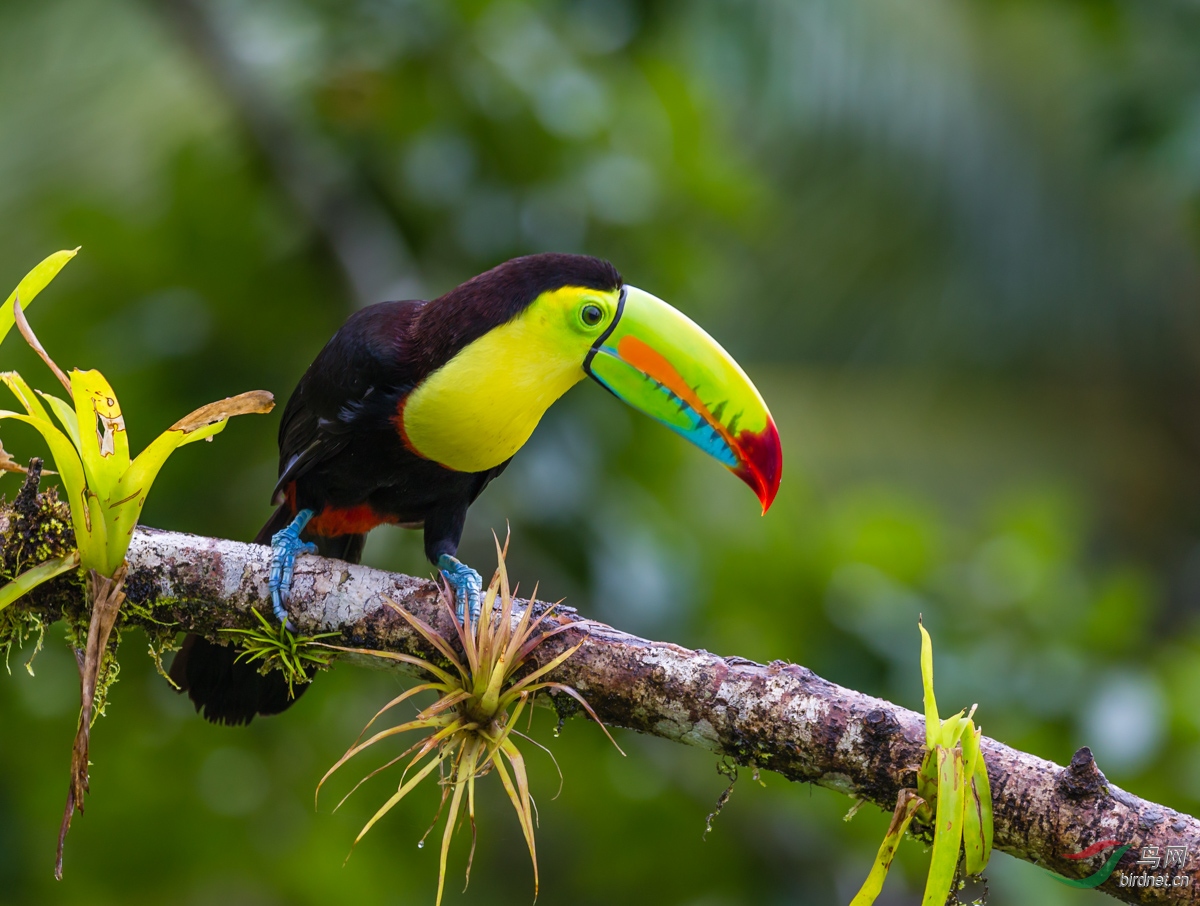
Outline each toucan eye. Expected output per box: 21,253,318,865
581,304,604,326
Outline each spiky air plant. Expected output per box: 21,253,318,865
317,537,621,906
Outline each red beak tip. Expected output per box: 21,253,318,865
757,477,780,515
729,421,782,514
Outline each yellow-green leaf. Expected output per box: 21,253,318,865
1,372,53,422
0,411,98,565
0,550,80,612
106,419,225,548
0,249,78,348
922,744,966,906
919,621,938,750
960,721,980,790
37,391,81,451
108,391,275,546
86,490,115,575
848,789,925,906
963,724,993,875
915,748,937,824
937,708,970,750
70,369,129,502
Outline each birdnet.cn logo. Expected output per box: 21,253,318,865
1053,840,1192,889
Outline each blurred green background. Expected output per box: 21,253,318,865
2,0,1200,903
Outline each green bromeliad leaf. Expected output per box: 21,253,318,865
2,371,53,422
922,743,966,906
0,551,80,613
39,391,82,450
962,723,994,875
108,391,274,550
2,361,273,576
849,623,994,905
919,620,938,749
0,248,78,348
848,790,924,906
0,373,106,571
0,250,273,616
70,369,130,505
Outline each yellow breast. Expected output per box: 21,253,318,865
400,301,588,473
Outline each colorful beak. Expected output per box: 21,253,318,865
584,285,782,512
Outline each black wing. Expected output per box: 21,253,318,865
271,300,423,504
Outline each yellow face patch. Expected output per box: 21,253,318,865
400,285,621,472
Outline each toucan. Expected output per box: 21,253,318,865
169,253,781,725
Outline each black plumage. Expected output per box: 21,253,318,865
171,254,622,725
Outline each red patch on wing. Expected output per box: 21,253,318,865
732,419,782,514
285,482,395,536
310,503,396,536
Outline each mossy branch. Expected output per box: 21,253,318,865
2,492,1196,904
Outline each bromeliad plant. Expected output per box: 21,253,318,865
849,621,994,906
0,249,274,875
317,537,621,906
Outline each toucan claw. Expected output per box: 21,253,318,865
437,554,483,623
269,509,317,632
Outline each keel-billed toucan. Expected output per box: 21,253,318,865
170,254,781,724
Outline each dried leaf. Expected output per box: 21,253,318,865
0,439,29,475
57,565,126,879
169,390,274,432
13,295,71,393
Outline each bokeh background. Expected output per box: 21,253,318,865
2,0,1199,903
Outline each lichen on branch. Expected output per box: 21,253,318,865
2,496,1196,904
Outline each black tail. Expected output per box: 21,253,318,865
168,633,305,726
169,506,365,725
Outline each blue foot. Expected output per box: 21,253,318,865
437,554,483,623
269,509,318,631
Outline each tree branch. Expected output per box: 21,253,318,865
7,504,1197,904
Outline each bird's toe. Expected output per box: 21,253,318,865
438,554,484,623
268,509,316,626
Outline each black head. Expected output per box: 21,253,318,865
448,254,622,315
412,253,622,370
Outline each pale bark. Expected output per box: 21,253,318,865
7,511,1199,904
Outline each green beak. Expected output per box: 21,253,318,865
583,285,782,512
